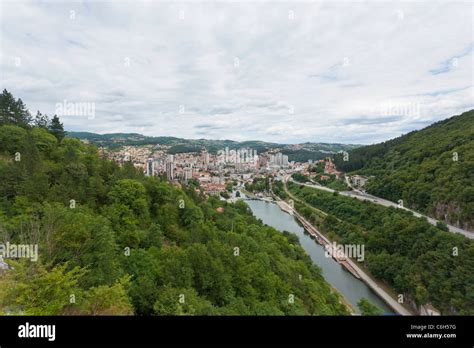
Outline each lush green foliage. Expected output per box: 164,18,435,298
271,179,287,199
291,172,348,191
325,178,348,191
357,298,383,316
0,93,349,315
0,261,133,315
287,182,474,314
167,144,201,154
334,110,474,230
0,89,32,128
245,177,271,192
291,173,309,183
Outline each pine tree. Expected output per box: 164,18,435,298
0,89,32,127
49,115,65,142
0,89,16,125
15,98,32,127
34,111,50,128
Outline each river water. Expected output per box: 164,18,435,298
244,198,393,314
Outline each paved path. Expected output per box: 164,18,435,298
290,179,474,240
343,256,412,315
282,176,413,315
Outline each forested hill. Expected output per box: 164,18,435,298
334,110,474,231
66,131,359,162
0,90,349,315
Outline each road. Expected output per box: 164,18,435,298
281,175,413,315
289,178,474,240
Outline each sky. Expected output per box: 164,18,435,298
0,0,473,144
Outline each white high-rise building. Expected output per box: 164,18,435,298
166,155,174,181
203,151,209,167
146,158,155,176
184,166,193,182
276,152,283,166
268,152,288,168
269,154,275,166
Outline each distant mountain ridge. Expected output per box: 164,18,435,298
334,109,474,231
66,131,360,162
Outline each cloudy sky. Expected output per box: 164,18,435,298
1,0,473,144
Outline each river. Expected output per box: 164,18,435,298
244,197,393,314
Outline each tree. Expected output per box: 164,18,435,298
0,261,85,315
30,127,57,154
0,91,358,317
34,111,50,128
0,89,32,127
436,221,449,232
107,179,149,221
0,89,17,126
178,196,204,227
0,125,27,154
152,286,215,315
44,204,122,288
76,276,134,315
49,115,65,142
0,260,134,316
335,109,474,230
357,298,383,316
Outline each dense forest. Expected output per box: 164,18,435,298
286,181,474,314
0,90,349,315
333,110,474,231
281,149,328,163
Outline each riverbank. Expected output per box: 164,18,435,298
294,178,474,239
243,194,395,314
278,179,414,315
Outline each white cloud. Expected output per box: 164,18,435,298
0,0,472,144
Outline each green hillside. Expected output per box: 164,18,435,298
66,131,359,160
0,90,348,315
334,110,474,231
286,182,474,314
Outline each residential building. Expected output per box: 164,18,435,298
351,175,368,187
166,155,174,181
146,158,155,176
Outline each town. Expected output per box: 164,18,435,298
99,143,365,197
